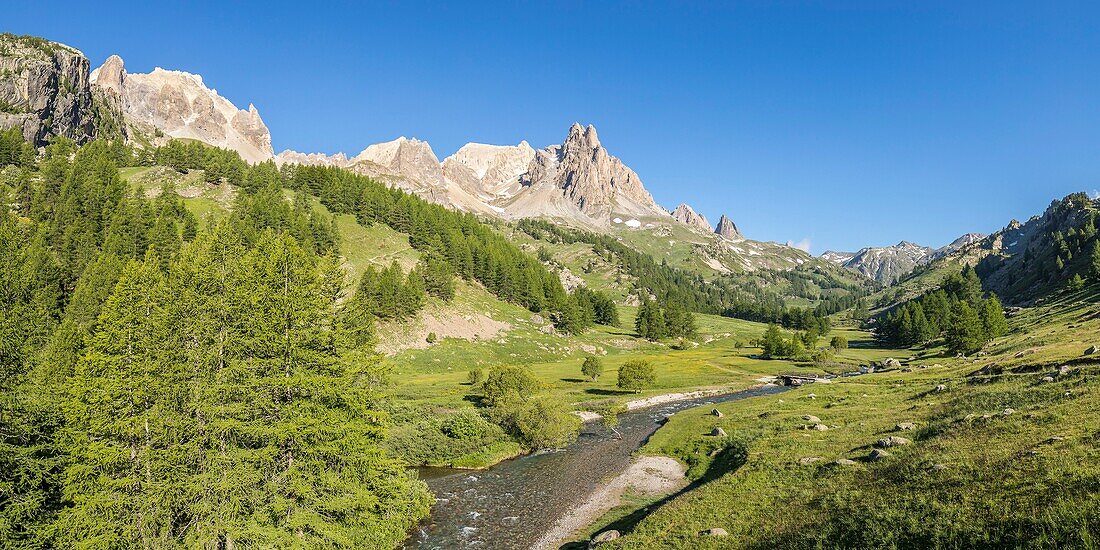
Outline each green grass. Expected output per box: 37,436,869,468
586,286,1100,548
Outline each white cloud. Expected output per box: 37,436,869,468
1090,189,1100,200
787,238,812,253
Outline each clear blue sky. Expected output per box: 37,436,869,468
8,1,1100,253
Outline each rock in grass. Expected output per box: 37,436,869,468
1044,436,1065,444
711,427,728,437
590,530,620,547
895,422,916,431
834,458,858,466
1085,345,1098,356
875,436,911,448
711,408,723,417
868,449,891,461
1002,408,1015,416
812,423,829,431
802,414,821,423
701,528,729,537
935,384,948,393
930,463,948,472
883,358,902,368
1040,376,1055,383
799,457,823,465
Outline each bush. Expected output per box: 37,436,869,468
489,397,580,450
581,356,604,381
830,335,848,351
442,410,491,439
467,367,485,386
426,331,437,343
618,360,656,392
480,366,540,405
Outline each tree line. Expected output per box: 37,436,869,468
875,265,1008,355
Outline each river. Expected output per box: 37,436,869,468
406,384,787,549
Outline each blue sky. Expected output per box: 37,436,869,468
8,1,1100,253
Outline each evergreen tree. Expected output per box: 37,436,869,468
946,301,985,355
979,295,1009,339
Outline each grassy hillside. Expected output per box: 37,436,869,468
583,285,1100,548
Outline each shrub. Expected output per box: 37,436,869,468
618,360,656,392
830,335,848,351
426,331,437,343
467,367,485,386
581,356,604,381
480,366,540,405
442,410,491,439
490,397,579,449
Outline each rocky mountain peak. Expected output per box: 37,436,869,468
672,203,712,232
90,55,274,163
714,215,743,240
506,123,665,224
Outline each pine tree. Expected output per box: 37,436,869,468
980,295,1009,339
946,301,986,355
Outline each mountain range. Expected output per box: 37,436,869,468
0,34,992,283
821,233,985,284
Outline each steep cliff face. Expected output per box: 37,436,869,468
90,55,273,163
671,203,712,232
0,34,96,145
441,141,534,200
714,215,743,240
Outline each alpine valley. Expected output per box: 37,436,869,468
2,31,1099,550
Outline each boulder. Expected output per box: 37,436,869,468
1085,345,1098,356
799,457,823,465
834,458,858,466
711,427,727,437
883,358,902,368
711,408,724,418
802,415,821,423
895,422,916,431
590,530,620,547
934,384,948,393
868,449,891,461
812,423,829,432
875,436,911,448
1040,376,1055,384
1002,408,1015,416
701,527,729,537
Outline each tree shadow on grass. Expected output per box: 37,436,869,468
561,377,588,383
561,443,749,548
584,388,636,396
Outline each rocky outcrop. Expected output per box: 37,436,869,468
928,232,986,261
714,215,743,240
91,55,273,163
0,34,96,145
442,141,534,200
502,123,668,225
672,203,711,232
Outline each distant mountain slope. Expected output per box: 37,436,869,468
869,193,1097,309
823,233,987,284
